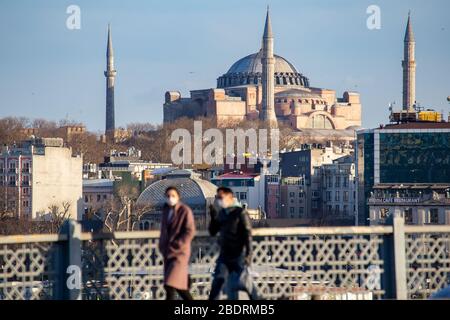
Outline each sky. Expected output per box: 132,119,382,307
0,0,449,133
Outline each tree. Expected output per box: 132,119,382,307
47,201,72,233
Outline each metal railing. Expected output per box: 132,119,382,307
0,217,449,300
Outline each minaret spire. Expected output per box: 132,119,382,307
105,23,117,135
260,7,277,124
263,5,273,38
402,12,416,111
404,11,414,42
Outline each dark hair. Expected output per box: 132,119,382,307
165,186,180,196
217,186,233,196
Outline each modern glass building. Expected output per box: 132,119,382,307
356,123,450,225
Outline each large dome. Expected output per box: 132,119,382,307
136,170,217,210
227,51,298,74
217,50,309,88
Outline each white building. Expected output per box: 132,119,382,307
0,138,83,220
211,172,265,212
98,148,172,182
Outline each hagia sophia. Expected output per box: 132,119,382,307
163,9,362,142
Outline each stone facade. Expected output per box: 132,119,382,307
163,11,362,133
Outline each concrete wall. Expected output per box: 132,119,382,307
32,146,83,220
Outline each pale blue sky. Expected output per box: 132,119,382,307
0,0,449,132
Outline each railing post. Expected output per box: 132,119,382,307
392,215,408,299
60,219,82,300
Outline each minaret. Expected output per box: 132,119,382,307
105,24,116,134
402,12,416,111
260,7,277,123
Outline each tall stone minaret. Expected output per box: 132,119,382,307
402,12,416,111
105,24,116,134
260,7,277,123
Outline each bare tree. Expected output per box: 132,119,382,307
47,201,72,233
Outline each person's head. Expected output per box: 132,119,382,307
216,186,234,209
165,186,180,207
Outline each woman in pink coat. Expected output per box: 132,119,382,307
159,186,196,300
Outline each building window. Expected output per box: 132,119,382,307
335,176,340,187
326,191,331,201
289,207,295,214
22,200,29,208
289,192,295,198
343,191,349,202
335,205,340,214
84,195,89,203
22,162,30,173
22,176,29,186
299,207,304,216
239,192,247,200
343,177,349,188
430,208,439,224
327,176,332,188
404,208,413,224
312,200,318,209
97,194,101,202
140,221,150,230
8,161,16,173
343,205,348,215
335,191,340,201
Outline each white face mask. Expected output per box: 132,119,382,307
166,196,178,207
217,199,227,209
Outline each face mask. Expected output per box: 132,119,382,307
217,199,227,209
166,196,178,207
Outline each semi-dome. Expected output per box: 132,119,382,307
275,88,322,100
217,50,310,89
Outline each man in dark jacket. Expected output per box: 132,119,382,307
208,187,259,300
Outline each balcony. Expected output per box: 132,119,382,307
0,218,449,300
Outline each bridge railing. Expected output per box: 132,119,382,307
1,217,449,300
